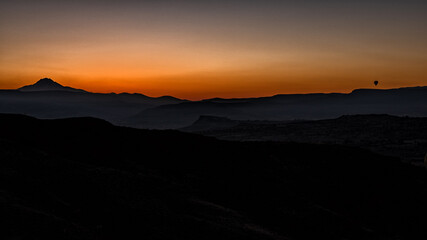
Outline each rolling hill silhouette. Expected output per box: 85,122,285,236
1,79,426,129
1,113,427,239
0,78,186,123
124,86,427,129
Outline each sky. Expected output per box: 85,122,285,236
0,0,426,100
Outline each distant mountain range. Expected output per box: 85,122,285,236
0,78,185,123
1,78,426,128
124,86,427,129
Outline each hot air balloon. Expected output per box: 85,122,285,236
374,80,379,86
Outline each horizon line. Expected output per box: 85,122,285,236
6,79,426,101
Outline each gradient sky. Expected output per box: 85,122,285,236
1,0,426,99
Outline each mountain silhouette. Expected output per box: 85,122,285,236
2,79,427,129
125,86,427,129
0,78,186,123
18,78,86,92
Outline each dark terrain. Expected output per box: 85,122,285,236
1,78,426,129
183,115,427,165
1,114,427,239
125,86,427,129
0,78,185,123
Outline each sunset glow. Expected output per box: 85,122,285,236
1,1,426,100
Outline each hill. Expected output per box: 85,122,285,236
2,80,427,129
124,86,427,129
0,78,186,123
1,114,427,239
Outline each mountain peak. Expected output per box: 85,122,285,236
18,78,86,93
36,78,60,84
33,78,63,88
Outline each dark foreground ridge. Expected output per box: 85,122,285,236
1,114,427,239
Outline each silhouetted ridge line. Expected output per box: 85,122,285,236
0,78,186,123
19,78,87,93
1,113,427,239
2,79,427,129
125,86,427,129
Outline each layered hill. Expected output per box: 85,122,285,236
1,79,426,129
125,86,427,129
1,114,427,239
0,78,185,123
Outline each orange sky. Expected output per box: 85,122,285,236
0,1,426,100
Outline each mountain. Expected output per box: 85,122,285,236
18,78,86,92
3,80,427,129
182,114,427,165
124,86,427,129
0,78,186,123
1,113,427,239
